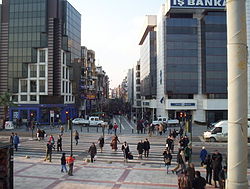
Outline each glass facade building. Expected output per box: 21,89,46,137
165,16,198,95
140,31,157,98
201,11,227,94
0,0,81,124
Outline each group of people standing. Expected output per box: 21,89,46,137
200,147,226,188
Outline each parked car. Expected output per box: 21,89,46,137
72,116,107,127
152,117,168,126
203,120,250,142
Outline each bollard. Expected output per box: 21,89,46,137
132,129,134,134
96,127,98,133
81,125,82,132
87,125,89,132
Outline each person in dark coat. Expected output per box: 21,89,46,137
192,171,207,189
121,141,130,162
183,135,189,148
179,127,184,138
57,135,62,152
143,138,150,158
219,166,227,189
172,129,177,139
98,136,105,153
88,143,97,163
212,150,223,188
9,132,14,147
166,136,174,153
200,146,208,166
163,149,172,174
13,133,20,151
61,153,67,173
204,154,212,185
137,140,144,159
137,120,142,134
44,141,53,162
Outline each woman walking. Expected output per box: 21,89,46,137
121,141,130,163
110,135,120,151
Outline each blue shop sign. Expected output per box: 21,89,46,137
170,103,196,106
171,0,226,9
170,103,183,106
184,103,195,106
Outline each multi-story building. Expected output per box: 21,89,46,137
139,15,157,121
133,61,142,119
78,47,97,116
127,68,134,104
96,66,109,112
0,0,81,124
156,0,227,123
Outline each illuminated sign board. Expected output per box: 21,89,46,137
171,0,226,9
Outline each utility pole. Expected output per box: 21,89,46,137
227,0,248,188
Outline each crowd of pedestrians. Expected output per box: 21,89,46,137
9,118,228,188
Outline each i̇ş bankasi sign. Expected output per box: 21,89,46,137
171,0,226,8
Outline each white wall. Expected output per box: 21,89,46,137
156,4,167,118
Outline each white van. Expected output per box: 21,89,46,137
203,120,250,142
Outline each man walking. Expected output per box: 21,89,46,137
13,133,20,151
88,143,97,163
143,138,150,158
9,132,14,147
57,135,62,152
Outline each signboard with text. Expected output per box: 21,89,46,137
170,0,226,9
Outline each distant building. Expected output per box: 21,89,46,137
133,61,142,119
0,0,81,123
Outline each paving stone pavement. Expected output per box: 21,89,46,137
1,132,249,188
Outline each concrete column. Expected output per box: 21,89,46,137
227,0,248,188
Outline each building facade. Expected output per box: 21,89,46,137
156,0,227,123
0,0,81,124
139,15,157,122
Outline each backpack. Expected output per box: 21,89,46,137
179,176,189,188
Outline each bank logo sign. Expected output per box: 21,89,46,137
171,0,226,9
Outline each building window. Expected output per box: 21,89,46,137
30,95,37,101
30,80,37,92
30,65,37,77
12,95,18,102
39,50,46,62
21,95,27,101
39,65,45,77
66,95,68,101
63,67,65,79
20,80,27,92
63,53,66,65
39,80,45,92
69,83,71,93
66,82,68,93
66,68,68,79
62,81,65,93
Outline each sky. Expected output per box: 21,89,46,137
68,0,165,88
